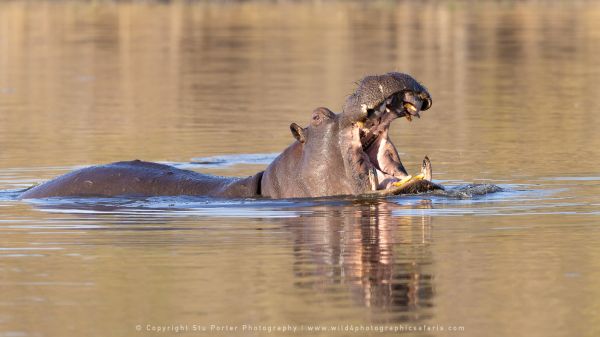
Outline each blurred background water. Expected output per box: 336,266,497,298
0,1,599,336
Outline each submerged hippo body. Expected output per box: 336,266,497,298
19,160,264,199
19,72,443,200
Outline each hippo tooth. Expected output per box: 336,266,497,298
382,99,393,111
368,167,379,191
404,103,418,112
392,175,413,188
413,173,425,180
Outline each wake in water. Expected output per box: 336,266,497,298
0,189,25,201
431,184,504,199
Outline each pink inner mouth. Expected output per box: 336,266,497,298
357,97,416,190
361,129,403,190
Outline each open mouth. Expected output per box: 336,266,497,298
355,91,426,191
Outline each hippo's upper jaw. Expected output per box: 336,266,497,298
342,72,432,126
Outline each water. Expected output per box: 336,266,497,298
1,1,600,336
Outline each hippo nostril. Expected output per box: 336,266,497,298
421,97,432,111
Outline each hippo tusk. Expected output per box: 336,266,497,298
404,102,418,112
421,156,432,181
368,167,379,191
391,174,425,189
393,175,413,187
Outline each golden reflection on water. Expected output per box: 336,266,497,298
1,1,600,337
288,201,435,314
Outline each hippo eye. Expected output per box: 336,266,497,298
310,113,322,126
311,107,335,126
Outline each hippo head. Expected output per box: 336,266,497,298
261,72,434,198
339,72,433,189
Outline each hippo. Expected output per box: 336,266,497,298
19,72,444,199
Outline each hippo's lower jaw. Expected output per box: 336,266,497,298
361,130,404,190
366,156,444,197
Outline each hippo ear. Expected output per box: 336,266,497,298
290,123,306,143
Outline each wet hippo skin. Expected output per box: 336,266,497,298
19,72,443,199
19,160,264,199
